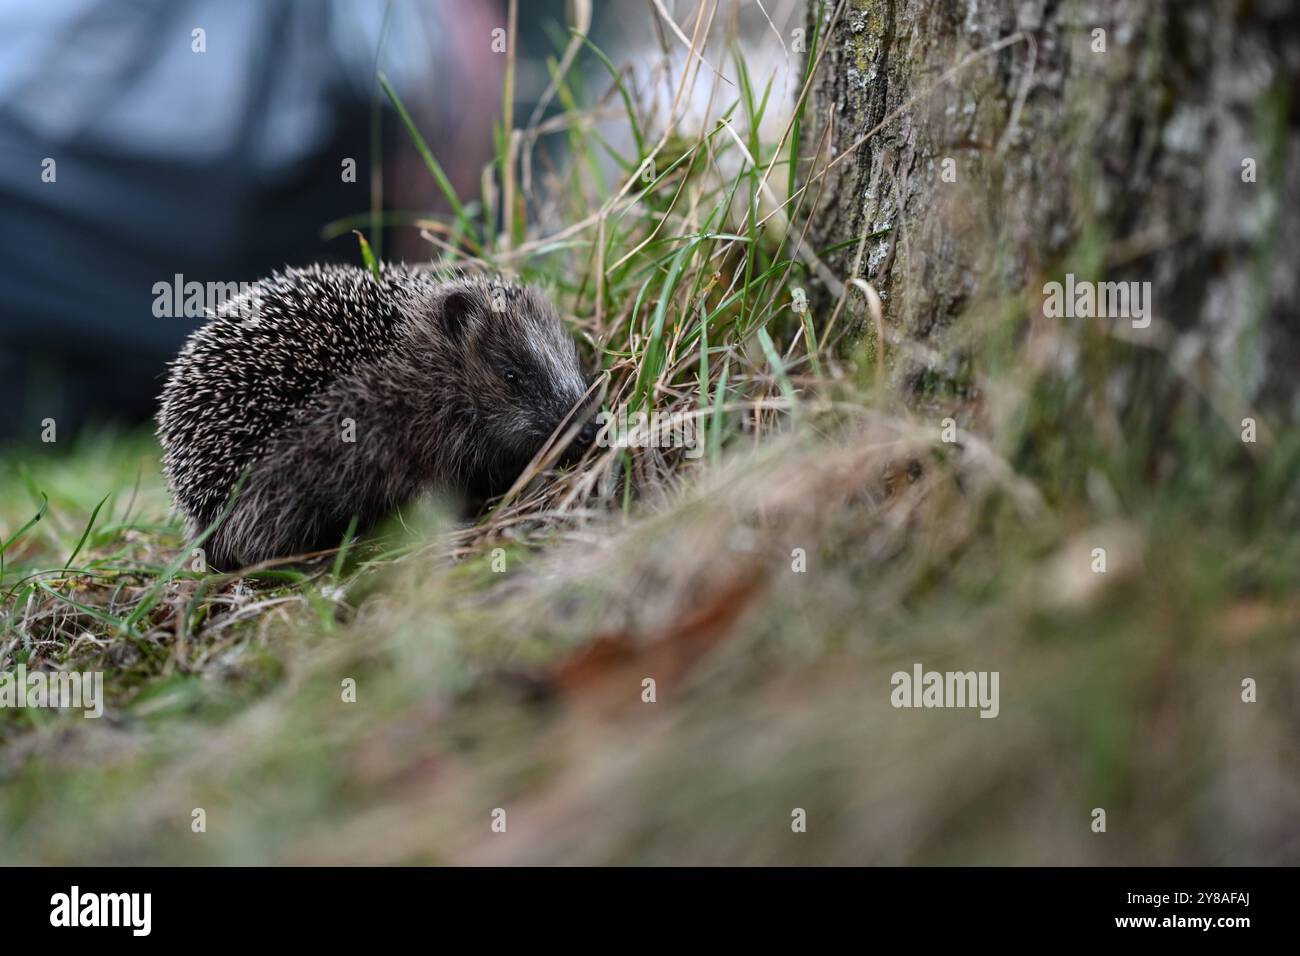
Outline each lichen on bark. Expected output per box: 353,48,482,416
801,0,1300,416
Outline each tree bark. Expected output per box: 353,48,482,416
802,0,1299,416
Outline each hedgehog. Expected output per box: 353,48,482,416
157,262,597,570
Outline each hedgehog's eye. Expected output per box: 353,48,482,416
503,370,519,385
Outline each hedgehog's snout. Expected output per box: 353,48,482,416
557,397,600,465
576,419,599,448
560,417,598,461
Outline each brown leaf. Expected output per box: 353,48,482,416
548,571,764,713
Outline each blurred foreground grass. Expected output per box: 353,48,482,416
1,411,1297,864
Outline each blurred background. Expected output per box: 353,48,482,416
0,0,604,441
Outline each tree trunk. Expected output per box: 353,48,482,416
802,0,1299,417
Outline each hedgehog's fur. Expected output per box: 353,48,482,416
158,262,594,570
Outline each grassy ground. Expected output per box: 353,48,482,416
2,10,1298,864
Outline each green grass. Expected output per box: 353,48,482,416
1,18,1297,864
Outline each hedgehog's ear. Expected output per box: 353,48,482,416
440,289,480,342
